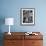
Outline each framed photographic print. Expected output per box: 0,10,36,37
20,8,35,25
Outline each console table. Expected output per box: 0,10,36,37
4,32,43,46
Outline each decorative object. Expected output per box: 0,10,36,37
20,8,35,25
5,18,14,35
25,32,38,35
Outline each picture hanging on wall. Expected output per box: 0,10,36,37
20,8,35,25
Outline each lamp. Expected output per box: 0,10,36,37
5,18,14,35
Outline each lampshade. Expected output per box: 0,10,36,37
5,18,14,25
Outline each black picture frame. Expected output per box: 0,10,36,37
20,8,35,26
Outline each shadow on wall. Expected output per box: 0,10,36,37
0,16,5,46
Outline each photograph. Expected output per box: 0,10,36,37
20,8,35,25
